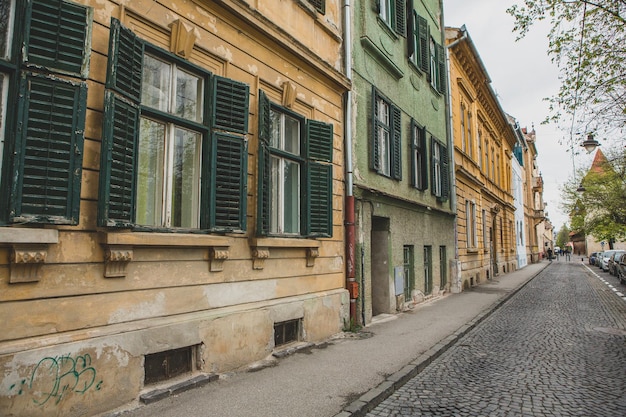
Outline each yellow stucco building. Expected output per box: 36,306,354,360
446,26,518,289
0,1,349,416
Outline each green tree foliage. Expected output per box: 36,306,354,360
555,223,570,247
507,1,626,142
560,149,626,245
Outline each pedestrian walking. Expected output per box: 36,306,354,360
547,248,553,260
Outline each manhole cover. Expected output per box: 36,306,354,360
593,327,626,336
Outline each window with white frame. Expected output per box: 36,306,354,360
0,0,13,199
99,19,249,233
410,119,427,190
460,103,466,152
377,98,391,176
257,91,334,238
269,108,302,234
477,129,482,169
372,87,402,180
466,111,473,158
430,136,449,201
429,38,437,89
137,54,204,228
482,209,488,249
466,200,477,248
379,0,406,36
0,73,7,186
433,139,441,196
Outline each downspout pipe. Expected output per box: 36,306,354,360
343,0,357,324
443,19,466,293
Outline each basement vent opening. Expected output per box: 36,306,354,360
274,319,301,347
144,345,195,385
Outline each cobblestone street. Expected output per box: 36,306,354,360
367,262,626,417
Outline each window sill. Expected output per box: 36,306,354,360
466,248,479,254
249,237,320,270
100,232,234,277
0,228,59,284
360,36,404,80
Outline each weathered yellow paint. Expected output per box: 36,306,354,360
1,1,348,415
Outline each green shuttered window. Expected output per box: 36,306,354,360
371,87,402,180
99,18,249,233
3,0,91,225
431,136,449,202
378,0,406,36
410,119,427,191
257,91,333,237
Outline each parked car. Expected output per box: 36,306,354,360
589,252,599,265
616,253,626,284
599,250,618,272
593,252,604,268
608,250,626,276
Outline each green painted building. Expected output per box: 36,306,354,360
349,0,457,324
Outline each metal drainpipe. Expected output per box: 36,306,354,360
343,0,357,323
443,18,466,293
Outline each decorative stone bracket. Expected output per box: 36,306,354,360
210,246,230,272
104,246,133,278
101,232,233,278
252,247,270,270
306,248,319,267
10,244,48,283
0,229,59,284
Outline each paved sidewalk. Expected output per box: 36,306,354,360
109,261,549,417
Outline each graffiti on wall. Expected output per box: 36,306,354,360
8,353,103,406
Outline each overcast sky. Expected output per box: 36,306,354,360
442,0,598,232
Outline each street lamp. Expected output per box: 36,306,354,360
580,133,600,153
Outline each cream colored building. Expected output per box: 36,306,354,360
0,1,349,416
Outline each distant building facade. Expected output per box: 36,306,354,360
446,26,518,289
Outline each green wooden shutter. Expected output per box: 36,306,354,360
440,142,450,201
371,87,381,171
437,43,446,94
210,132,247,231
209,76,249,231
98,91,139,227
307,119,333,163
419,124,428,190
24,0,91,77
394,0,406,37
11,74,86,224
407,2,415,59
256,90,271,235
306,119,333,237
417,15,429,74
308,0,325,14
391,105,402,180
98,19,143,227
211,75,249,134
106,18,143,102
307,163,332,237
